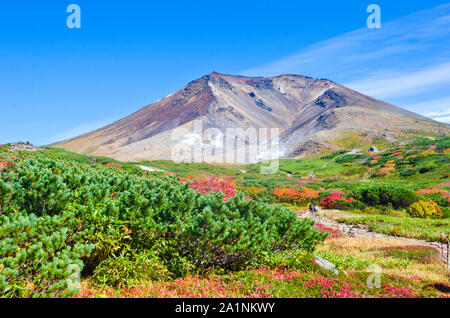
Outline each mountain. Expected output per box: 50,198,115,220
52,72,449,163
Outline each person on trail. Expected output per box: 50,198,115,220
313,204,319,216
308,203,313,215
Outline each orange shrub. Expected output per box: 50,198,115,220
274,187,319,203
416,188,447,194
420,150,435,156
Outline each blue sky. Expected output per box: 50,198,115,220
1,1,449,145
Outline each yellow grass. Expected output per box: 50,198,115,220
319,236,450,284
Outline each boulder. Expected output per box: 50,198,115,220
314,255,338,276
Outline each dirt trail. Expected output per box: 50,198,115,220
137,165,165,172
298,210,449,265
321,148,361,168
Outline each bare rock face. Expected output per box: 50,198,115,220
52,72,449,162
290,140,324,158
8,142,42,152
314,89,346,109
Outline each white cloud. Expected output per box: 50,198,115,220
242,3,450,122
243,4,450,79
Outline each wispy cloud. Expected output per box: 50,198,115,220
405,96,450,123
243,3,450,123
44,117,119,145
344,62,450,100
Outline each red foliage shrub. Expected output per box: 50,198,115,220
253,268,306,282
76,276,246,298
105,162,123,169
0,161,7,170
252,287,272,298
304,276,360,298
416,186,449,203
417,187,447,194
320,192,354,209
0,155,17,172
314,223,341,239
380,284,420,298
189,175,236,201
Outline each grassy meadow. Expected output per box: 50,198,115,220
0,136,449,298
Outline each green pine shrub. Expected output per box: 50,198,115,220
351,185,419,209
93,249,170,287
0,156,325,295
0,211,94,297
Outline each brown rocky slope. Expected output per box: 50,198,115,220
52,72,449,163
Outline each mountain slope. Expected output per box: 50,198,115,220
52,72,449,162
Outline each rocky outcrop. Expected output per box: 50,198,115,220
8,142,41,152
314,89,346,109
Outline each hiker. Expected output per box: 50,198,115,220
308,203,314,215
313,204,319,216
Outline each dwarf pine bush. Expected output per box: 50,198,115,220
351,185,419,209
0,155,325,296
0,211,94,297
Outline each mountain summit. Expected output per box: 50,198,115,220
53,72,448,162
